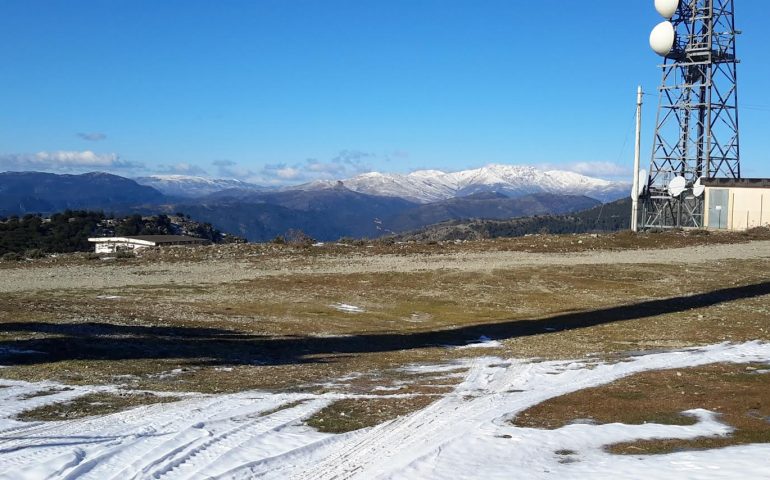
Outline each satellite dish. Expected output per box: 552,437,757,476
655,0,679,19
668,176,686,197
650,21,676,57
693,177,705,197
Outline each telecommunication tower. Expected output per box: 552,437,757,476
640,0,740,228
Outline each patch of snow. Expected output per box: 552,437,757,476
457,335,503,349
2,342,770,479
399,361,472,375
95,295,121,300
330,303,365,313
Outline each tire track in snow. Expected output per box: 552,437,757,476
288,343,770,479
139,398,329,480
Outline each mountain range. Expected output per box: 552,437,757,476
0,166,629,241
134,175,268,198
0,171,165,214
136,164,628,203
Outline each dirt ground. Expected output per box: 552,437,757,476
1,229,769,447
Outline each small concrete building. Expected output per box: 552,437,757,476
703,178,770,230
88,235,206,253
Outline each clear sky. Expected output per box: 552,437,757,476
1,0,768,184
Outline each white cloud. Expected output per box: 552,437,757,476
0,150,142,172
256,151,374,185
211,151,378,185
567,161,630,178
212,159,258,179
77,132,107,141
156,162,208,176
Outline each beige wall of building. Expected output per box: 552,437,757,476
704,186,770,230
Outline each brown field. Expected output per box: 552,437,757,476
1,229,770,453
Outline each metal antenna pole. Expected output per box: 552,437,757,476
632,85,643,232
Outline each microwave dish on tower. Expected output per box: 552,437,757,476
649,21,676,56
693,177,706,197
655,0,679,19
667,176,687,197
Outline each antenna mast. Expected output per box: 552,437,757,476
631,86,643,232
642,0,740,228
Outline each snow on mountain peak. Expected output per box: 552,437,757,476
134,175,264,197
134,164,628,202
341,164,628,203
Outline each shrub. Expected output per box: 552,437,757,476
284,229,315,247
115,250,135,259
24,249,46,259
1,252,23,262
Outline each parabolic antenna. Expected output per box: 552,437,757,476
655,0,679,19
650,21,676,57
693,177,705,197
668,176,686,197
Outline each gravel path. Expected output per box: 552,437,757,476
2,240,770,294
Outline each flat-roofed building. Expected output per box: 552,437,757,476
87,235,207,253
703,178,770,230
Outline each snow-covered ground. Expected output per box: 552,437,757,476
2,342,770,479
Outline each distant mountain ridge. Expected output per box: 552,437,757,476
1,169,628,242
303,165,628,203
134,164,629,203
0,171,165,215
134,175,268,198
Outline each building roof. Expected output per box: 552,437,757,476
703,178,770,188
123,235,205,243
88,235,206,245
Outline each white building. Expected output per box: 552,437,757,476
87,235,206,253
703,178,770,230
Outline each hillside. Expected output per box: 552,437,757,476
387,192,600,233
396,197,632,241
0,211,242,256
178,185,418,241
0,172,166,215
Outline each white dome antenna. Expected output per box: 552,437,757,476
650,21,676,57
655,0,679,19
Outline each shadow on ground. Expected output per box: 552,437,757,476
2,281,769,367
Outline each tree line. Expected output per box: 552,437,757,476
0,210,238,256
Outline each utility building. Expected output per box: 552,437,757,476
703,179,770,230
88,235,206,253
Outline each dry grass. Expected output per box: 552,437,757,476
306,395,438,433
17,392,180,421
513,363,770,455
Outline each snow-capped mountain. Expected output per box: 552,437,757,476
134,175,266,198
135,165,628,203
302,165,629,203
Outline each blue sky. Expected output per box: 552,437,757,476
1,0,768,184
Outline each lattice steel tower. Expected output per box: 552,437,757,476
641,0,740,228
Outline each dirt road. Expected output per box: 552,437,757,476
2,240,770,293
